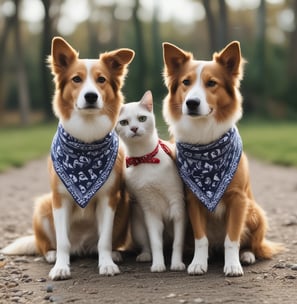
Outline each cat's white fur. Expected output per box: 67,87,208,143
116,91,186,272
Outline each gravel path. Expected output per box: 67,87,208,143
0,156,297,303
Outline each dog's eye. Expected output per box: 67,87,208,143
206,80,217,87
97,76,106,83
72,76,82,83
182,79,191,86
119,119,129,126
138,116,147,122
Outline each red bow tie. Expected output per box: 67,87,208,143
126,140,171,168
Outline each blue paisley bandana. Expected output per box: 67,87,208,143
176,127,242,212
51,124,119,208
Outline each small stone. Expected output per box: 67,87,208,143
179,300,188,303
46,285,53,293
14,258,29,263
291,264,297,270
273,262,286,269
36,277,47,282
285,275,296,280
165,293,177,298
194,298,204,303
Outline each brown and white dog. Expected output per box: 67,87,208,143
2,37,134,280
162,41,282,276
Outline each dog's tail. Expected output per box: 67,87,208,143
1,235,37,256
253,239,284,259
247,202,284,259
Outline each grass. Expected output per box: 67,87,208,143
0,123,57,172
238,120,297,167
0,120,296,172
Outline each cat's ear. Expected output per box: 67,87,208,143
140,90,153,112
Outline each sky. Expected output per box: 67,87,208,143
0,0,291,37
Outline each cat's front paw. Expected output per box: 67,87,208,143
151,263,166,272
99,263,120,276
170,261,186,271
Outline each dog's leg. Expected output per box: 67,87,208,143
96,197,120,276
187,194,208,275
224,194,247,277
144,211,166,272
170,203,186,271
49,199,71,280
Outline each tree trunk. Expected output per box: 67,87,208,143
132,0,147,98
202,0,217,53
40,0,54,120
0,15,15,116
14,0,31,125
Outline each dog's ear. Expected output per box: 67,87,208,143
101,49,135,74
162,43,192,74
48,37,78,73
214,41,245,79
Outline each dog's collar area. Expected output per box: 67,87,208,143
51,124,119,208
176,127,242,212
126,140,171,168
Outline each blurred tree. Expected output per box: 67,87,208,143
13,0,30,125
132,0,147,97
0,3,15,116
40,0,54,120
201,0,229,53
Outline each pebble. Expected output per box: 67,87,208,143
291,264,297,270
193,298,204,303
14,258,29,263
165,293,177,298
46,285,54,293
36,277,47,282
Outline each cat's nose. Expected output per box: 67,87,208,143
131,127,138,133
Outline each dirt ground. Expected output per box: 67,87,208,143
0,156,296,304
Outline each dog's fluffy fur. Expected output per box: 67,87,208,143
162,41,283,276
2,37,134,280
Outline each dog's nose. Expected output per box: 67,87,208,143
186,98,200,112
85,92,98,104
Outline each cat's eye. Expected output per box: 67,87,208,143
119,119,129,126
72,76,82,83
138,116,147,122
97,76,106,83
182,79,191,86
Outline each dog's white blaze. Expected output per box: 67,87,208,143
76,60,103,110
183,62,211,116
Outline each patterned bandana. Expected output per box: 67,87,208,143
126,140,171,168
176,127,242,212
51,124,119,208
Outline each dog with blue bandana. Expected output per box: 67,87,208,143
2,37,134,280
162,41,283,276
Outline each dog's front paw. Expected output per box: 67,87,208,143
151,263,166,272
136,252,152,262
170,261,186,271
49,264,71,280
99,263,120,276
224,261,244,277
187,261,207,275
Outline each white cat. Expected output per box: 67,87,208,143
116,90,186,272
